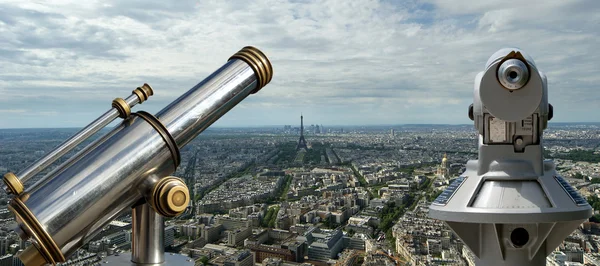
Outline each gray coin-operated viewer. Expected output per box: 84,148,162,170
2,46,273,266
428,48,592,266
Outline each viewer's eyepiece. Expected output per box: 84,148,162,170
497,59,529,90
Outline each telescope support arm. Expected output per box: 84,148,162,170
131,203,165,265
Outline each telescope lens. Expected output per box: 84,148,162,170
497,59,529,90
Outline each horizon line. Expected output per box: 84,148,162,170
1,121,599,130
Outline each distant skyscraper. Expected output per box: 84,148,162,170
296,114,308,151
390,129,395,138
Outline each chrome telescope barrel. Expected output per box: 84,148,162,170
131,203,164,264
10,46,273,266
156,46,272,148
2,84,154,195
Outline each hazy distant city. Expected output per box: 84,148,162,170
0,121,599,266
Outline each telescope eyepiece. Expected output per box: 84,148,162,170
497,59,529,91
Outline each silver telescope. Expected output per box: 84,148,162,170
3,84,154,195
7,46,273,265
429,48,591,266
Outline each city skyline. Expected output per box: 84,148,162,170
2,121,600,130
0,0,598,128
0,121,598,265
1,119,600,130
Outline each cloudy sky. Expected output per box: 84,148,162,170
0,0,598,128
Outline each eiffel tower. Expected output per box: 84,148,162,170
296,114,308,151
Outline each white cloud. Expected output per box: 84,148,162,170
0,0,598,128
0,109,26,113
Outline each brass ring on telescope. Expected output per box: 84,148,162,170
229,46,273,93
229,48,267,89
244,47,273,85
132,90,145,103
132,111,181,168
150,176,190,217
9,196,65,265
112,98,131,118
3,172,24,195
140,83,154,98
236,50,267,88
132,83,154,103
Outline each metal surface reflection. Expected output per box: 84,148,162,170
7,46,273,266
